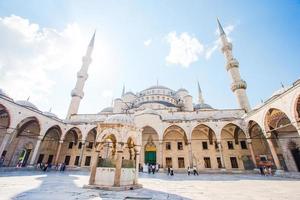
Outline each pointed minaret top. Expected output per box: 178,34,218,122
217,18,225,36
122,84,125,96
197,81,205,104
89,30,96,48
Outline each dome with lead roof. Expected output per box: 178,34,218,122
16,100,39,110
194,103,213,110
100,107,113,113
43,111,58,118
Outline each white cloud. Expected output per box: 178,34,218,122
205,24,235,59
144,39,152,47
165,32,204,67
0,15,86,105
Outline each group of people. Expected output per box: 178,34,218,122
259,165,273,176
36,162,66,172
187,166,199,176
147,163,160,174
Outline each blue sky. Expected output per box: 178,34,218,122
0,0,299,118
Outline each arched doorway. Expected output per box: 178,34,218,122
163,125,188,170
265,108,300,171
60,127,82,166
6,117,40,167
221,123,251,170
0,104,10,160
248,120,273,168
141,126,159,165
191,124,217,169
37,125,62,165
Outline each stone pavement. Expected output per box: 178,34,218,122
0,171,300,200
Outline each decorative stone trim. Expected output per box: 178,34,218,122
231,80,247,92
226,58,239,71
221,42,232,53
71,89,84,98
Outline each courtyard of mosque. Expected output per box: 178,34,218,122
0,170,300,200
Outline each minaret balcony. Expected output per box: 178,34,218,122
71,89,84,98
231,80,247,92
221,42,232,53
226,58,239,71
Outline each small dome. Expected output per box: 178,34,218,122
0,89,12,100
100,107,113,113
194,103,213,110
123,92,136,96
146,85,171,91
105,114,135,126
16,100,39,110
177,88,188,93
43,111,58,118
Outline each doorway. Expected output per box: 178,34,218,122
291,148,300,172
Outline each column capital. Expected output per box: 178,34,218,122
37,136,44,141
59,140,64,144
247,138,252,144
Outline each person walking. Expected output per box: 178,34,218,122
152,164,155,174
170,167,174,176
193,166,199,176
167,166,171,175
187,166,191,176
263,166,268,176
259,166,264,176
268,166,272,176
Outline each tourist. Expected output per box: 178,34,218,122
148,164,151,174
152,164,155,174
170,167,174,176
43,163,48,172
187,166,191,175
263,166,268,176
0,156,5,167
268,166,272,176
156,163,159,172
167,166,171,175
259,166,264,176
193,166,199,176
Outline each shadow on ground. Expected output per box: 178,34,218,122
4,171,191,200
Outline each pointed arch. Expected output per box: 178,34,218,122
163,125,188,144
192,124,216,145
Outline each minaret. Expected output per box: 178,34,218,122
122,84,125,97
66,31,96,119
217,18,251,112
197,81,205,104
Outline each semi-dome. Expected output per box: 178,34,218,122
0,89,12,100
43,111,58,118
100,107,113,113
16,100,39,110
177,88,188,93
194,103,213,110
105,114,135,126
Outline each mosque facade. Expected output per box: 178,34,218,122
0,20,300,173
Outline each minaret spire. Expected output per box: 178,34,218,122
217,19,251,112
66,31,96,119
197,81,205,104
122,84,125,96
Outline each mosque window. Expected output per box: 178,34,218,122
202,142,208,150
64,156,71,165
85,156,91,166
68,142,73,149
178,157,185,168
230,157,239,168
166,142,171,150
74,156,80,166
216,157,222,168
240,141,247,149
227,141,234,149
204,157,211,168
87,142,93,149
78,142,82,149
177,142,183,150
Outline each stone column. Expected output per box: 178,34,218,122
54,140,64,164
158,140,163,167
89,151,99,185
247,139,257,168
79,140,86,166
114,143,124,187
133,146,141,185
188,141,193,167
217,140,226,169
29,136,43,165
266,138,282,170
0,130,13,157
